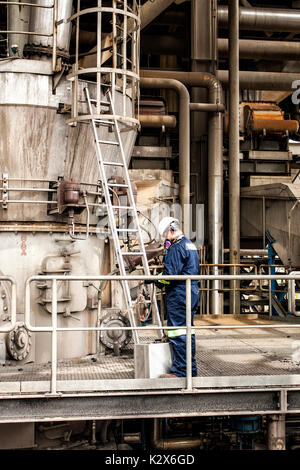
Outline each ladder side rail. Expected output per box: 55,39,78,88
85,87,139,344
108,92,163,336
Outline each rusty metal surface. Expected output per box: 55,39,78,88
250,118,299,133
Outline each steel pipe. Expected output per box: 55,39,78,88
140,70,224,315
268,415,286,450
217,70,300,91
140,77,190,237
151,419,201,450
228,0,240,315
138,114,177,128
190,103,225,113
218,38,300,61
219,6,300,33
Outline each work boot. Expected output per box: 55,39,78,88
160,373,178,378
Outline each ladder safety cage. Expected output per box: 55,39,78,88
65,0,140,129
85,87,163,344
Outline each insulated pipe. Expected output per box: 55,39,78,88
138,115,177,128
141,70,224,315
140,77,190,237
216,70,300,91
218,6,300,33
218,38,300,61
228,0,240,315
190,103,225,113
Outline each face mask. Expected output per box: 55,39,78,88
164,240,171,250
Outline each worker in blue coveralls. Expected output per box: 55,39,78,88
150,216,200,378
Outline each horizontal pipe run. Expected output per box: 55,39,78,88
190,103,225,113
218,6,300,33
216,70,300,91
218,38,300,61
138,114,177,128
140,69,300,92
151,419,201,450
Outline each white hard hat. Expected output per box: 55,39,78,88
158,217,180,237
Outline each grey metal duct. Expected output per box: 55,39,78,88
218,6,300,33
218,38,300,61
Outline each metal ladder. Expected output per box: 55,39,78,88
85,87,163,344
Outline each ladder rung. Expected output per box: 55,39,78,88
97,139,119,145
112,205,134,210
108,183,128,188
94,119,114,125
103,161,124,167
90,99,109,106
117,228,138,232
122,252,143,256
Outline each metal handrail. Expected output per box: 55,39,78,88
24,272,300,395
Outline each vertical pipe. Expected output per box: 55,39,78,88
228,0,240,315
51,278,57,395
268,415,286,450
97,0,102,115
208,86,223,315
7,0,30,57
112,0,117,103
123,0,128,117
186,278,192,390
72,0,80,123
52,0,58,72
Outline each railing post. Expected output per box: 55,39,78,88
186,277,192,391
51,278,58,395
52,0,58,73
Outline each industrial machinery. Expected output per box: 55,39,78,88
2,0,300,453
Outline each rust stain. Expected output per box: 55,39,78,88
20,234,27,256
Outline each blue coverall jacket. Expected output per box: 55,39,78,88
159,235,200,377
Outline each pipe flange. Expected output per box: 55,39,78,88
99,312,132,350
6,322,32,361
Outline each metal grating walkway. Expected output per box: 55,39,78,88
1,316,300,392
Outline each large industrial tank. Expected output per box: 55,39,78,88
0,1,139,364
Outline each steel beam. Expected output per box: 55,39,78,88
0,389,296,423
